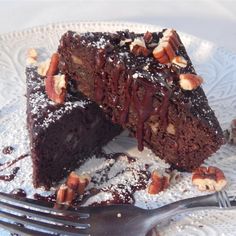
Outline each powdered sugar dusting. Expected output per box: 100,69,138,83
26,67,91,130
0,21,236,236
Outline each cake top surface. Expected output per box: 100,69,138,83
59,30,223,135
26,66,91,133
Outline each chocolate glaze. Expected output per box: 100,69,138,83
34,193,56,204
10,188,27,198
58,30,224,171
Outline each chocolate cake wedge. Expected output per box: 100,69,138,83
26,65,122,188
58,29,225,171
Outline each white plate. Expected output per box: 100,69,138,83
0,21,236,236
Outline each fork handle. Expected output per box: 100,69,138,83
146,192,220,229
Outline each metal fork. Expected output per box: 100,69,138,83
0,191,235,236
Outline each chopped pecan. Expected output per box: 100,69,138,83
56,172,91,205
153,29,181,64
27,48,37,60
119,38,132,47
46,53,60,76
66,172,90,195
45,74,67,104
26,48,38,65
192,166,227,191
143,31,153,44
148,170,170,194
44,52,67,104
130,37,149,56
171,56,188,68
179,73,203,90
56,184,75,205
37,59,50,76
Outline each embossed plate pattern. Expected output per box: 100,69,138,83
0,22,236,236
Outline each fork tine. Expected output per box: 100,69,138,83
0,201,90,229
0,210,89,236
218,191,225,208
0,220,51,236
222,191,231,207
216,191,223,208
217,191,231,208
0,192,89,219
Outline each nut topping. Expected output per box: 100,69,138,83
45,74,67,104
44,53,67,104
153,29,181,64
26,48,38,65
46,53,60,76
66,172,90,195
130,37,149,56
56,172,91,205
119,38,132,47
148,170,170,194
143,31,153,44
27,48,38,60
179,73,203,90
171,56,188,68
192,166,227,191
37,59,50,76
56,184,75,205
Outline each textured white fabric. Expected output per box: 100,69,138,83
0,0,235,52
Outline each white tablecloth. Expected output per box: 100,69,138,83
0,0,236,53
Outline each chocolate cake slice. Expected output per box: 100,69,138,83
26,66,122,188
58,29,224,171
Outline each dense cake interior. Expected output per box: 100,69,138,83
26,66,122,188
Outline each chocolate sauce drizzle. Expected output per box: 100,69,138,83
0,154,29,182
0,154,29,170
0,167,20,181
10,188,27,198
94,57,172,151
2,146,14,155
120,77,132,125
132,81,157,150
81,153,150,206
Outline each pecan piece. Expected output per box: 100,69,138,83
26,48,38,65
45,74,67,104
192,166,227,191
37,59,50,76
46,53,59,76
179,73,203,90
171,56,188,68
56,172,91,205
153,29,181,64
148,170,170,194
56,184,75,205
130,37,149,57
143,31,153,44
66,172,91,195
119,38,132,47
